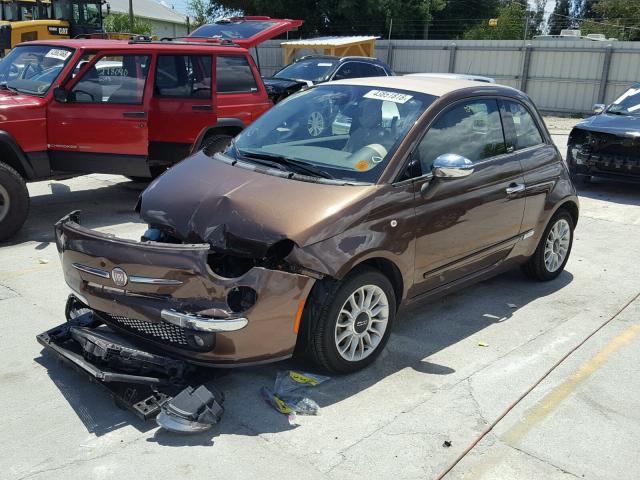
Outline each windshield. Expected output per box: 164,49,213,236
0,45,73,95
607,85,640,116
191,20,279,39
274,59,338,82
229,84,436,183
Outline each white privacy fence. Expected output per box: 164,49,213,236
254,39,640,114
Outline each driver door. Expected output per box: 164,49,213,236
47,52,152,177
410,98,526,296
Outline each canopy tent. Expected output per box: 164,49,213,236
280,36,379,65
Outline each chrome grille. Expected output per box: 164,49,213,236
98,311,189,346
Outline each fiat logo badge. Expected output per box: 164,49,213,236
111,267,128,287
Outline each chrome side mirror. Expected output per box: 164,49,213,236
592,103,606,114
432,153,474,179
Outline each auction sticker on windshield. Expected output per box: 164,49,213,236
45,49,71,61
364,90,413,104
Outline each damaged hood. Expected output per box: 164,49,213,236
139,151,375,256
574,112,640,137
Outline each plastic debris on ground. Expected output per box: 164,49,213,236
156,384,225,434
478,341,490,347
507,303,518,309
261,370,330,423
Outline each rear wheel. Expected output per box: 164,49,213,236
306,267,396,374
0,161,29,242
522,209,574,281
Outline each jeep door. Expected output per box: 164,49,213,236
409,97,527,296
147,53,215,166
215,53,271,125
47,52,152,177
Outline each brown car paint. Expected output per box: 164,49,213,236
54,80,579,367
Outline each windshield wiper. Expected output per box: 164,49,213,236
239,150,334,179
606,110,631,116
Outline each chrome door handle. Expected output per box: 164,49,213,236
506,183,525,195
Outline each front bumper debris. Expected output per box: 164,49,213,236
54,211,316,366
37,304,225,429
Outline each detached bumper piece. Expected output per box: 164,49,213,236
156,385,225,434
37,308,225,430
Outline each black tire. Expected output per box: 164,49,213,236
0,161,29,242
522,209,574,281
567,145,591,185
306,266,396,374
200,134,233,156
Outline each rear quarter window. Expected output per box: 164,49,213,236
216,55,258,94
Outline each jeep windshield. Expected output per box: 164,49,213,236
274,59,338,82
0,45,73,95
606,85,640,117
230,84,436,183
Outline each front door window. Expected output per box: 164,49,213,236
70,55,150,103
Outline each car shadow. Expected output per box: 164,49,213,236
34,268,574,444
2,176,147,246
576,177,640,206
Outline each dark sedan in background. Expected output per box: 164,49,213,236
568,83,640,183
263,55,393,104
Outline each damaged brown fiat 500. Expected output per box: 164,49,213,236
54,77,579,373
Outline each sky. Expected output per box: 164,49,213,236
158,0,190,16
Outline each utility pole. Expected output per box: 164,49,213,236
129,0,134,33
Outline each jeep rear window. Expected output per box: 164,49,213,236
216,55,258,94
191,20,279,39
155,55,212,98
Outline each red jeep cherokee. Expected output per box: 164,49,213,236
0,18,301,241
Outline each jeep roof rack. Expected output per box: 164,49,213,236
128,36,240,47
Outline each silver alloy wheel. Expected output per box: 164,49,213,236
0,184,9,223
544,218,571,272
307,111,325,137
334,284,389,362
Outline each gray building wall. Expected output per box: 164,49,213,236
255,39,640,114
145,18,188,38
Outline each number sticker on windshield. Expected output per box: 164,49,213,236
363,90,413,104
45,49,71,61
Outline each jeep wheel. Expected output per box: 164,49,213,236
522,209,574,281
0,162,29,242
306,267,396,374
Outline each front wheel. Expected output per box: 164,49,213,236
306,267,396,374
522,209,574,281
0,161,29,242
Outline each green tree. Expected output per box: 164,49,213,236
215,0,445,38
187,0,241,28
103,12,153,35
464,2,526,40
579,0,640,40
429,0,500,40
548,0,572,35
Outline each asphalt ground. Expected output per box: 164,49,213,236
1,118,639,480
